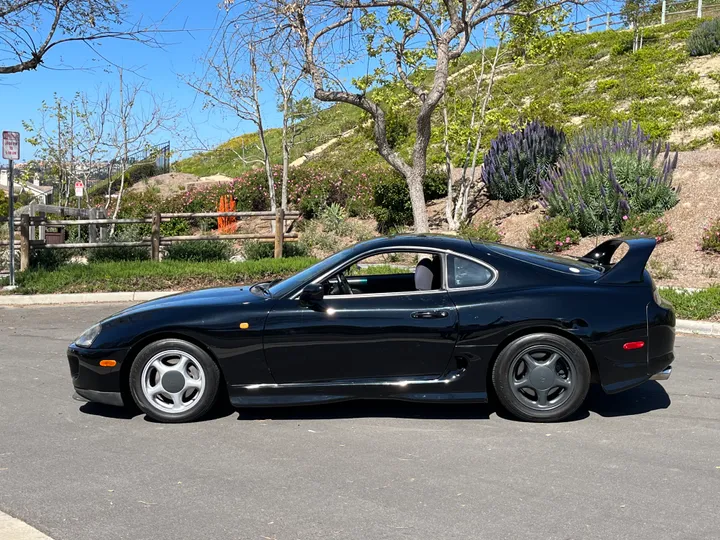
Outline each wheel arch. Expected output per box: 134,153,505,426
485,325,600,397
119,331,224,403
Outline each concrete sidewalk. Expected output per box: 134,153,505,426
0,511,54,540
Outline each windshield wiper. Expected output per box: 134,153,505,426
250,283,272,297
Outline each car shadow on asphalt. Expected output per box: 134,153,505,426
234,381,671,423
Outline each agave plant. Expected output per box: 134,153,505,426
540,121,679,236
483,120,566,202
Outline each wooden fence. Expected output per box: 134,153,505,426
1,209,299,271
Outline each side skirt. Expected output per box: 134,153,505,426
228,368,488,407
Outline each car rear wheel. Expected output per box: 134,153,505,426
492,333,590,422
129,339,220,423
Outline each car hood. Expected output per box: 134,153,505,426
106,286,266,320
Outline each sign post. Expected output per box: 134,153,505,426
2,131,20,288
75,181,84,239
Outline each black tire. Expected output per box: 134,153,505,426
492,333,590,422
129,339,221,423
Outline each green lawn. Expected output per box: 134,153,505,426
4,258,318,295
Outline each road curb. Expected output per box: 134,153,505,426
675,319,720,336
0,511,54,540
0,291,178,306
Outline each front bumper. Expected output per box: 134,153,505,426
67,344,129,407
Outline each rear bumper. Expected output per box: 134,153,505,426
650,366,672,381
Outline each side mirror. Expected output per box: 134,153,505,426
299,283,324,307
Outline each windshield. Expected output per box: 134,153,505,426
268,246,356,298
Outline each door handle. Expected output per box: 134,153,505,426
411,310,449,319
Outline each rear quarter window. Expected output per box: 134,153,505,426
447,255,495,288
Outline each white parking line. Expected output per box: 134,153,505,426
0,511,54,540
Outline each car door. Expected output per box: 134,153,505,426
262,262,459,384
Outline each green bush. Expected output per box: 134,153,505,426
0,190,8,218
527,217,581,252
701,218,720,253
29,249,72,271
371,173,448,232
659,287,720,320
687,18,720,56
621,213,673,243
458,220,502,243
243,240,308,260
483,120,566,202
87,245,149,263
541,121,679,236
164,241,233,262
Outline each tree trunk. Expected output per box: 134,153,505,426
281,94,290,212
407,168,429,233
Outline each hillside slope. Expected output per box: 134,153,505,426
175,18,720,176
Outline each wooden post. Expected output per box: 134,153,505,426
20,214,30,271
151,211,161,262
606,12,611,30
274,208,285,259
661,0,666,24
586,15,590,34
698,0,703,18
88,209,98,244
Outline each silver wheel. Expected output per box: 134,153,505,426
140,350,206,414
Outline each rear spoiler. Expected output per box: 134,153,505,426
579,237,656,284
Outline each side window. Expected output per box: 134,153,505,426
447,255,494,289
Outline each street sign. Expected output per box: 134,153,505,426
2,131,20,160
75,181,84,197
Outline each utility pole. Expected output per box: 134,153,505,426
2,131,20,289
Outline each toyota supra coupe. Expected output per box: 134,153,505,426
67,235,675,423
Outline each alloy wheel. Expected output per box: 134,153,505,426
140,350,206,414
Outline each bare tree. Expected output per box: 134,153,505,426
444,25,505,230
106,67,176,223
187,32,279,216
230,0,583,232
0,0,161,75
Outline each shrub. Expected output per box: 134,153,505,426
483,120,566,202
527,217,581,252
458,220,502,243
87,245,149,263
621,213,673,243
29,249,72,271
243,240,308,260
371,173,449,232
0,190,7,218
164,241,233,262
541,121,679,236
700,218,720,253
687,18,720,56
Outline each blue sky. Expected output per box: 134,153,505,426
1,0,618,161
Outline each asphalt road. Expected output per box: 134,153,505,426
0,304,718,540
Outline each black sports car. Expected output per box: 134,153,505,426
67,235,675,423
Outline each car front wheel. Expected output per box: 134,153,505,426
129,339,220,423
492,333,590,422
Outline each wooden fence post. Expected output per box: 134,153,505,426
20,214,30,272
151,211,161,262
585,15,590,34
274,208,285,259
661,0,666,24
88,209,98,244
606,12,611,30
698,0,703,18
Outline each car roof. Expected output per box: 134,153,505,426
352,234,479,255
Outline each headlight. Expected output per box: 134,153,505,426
75,323,102,348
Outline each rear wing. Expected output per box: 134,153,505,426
579,237,657,284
